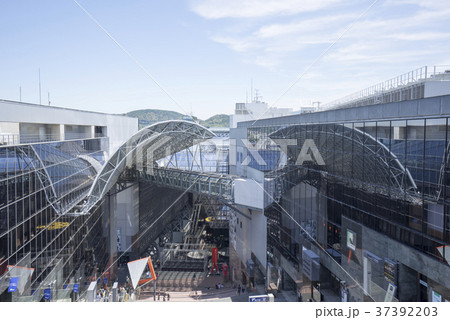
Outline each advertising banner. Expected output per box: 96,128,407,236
249,295,269,302
44,288,51,301
384,283,397,302
347,229,356,251
384,259,397,284
432,290,442,302
8,277,18,292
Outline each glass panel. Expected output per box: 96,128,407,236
406,119,425,193
424,118,447,198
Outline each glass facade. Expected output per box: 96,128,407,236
240,116,450,301
0,138,109,300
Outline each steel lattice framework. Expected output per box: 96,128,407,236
137,167,234,202
269,123,420,203
83,121,215,213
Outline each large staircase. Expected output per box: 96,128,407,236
141,271,227,292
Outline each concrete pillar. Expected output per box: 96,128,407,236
87,281,97,302
59,124,65,140
112,282,118,302
363,256,371,296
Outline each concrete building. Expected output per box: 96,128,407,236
230,92,293,128
0,100,138,301
229,66,450,302
0,99,137,154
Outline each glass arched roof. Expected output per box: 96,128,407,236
269,123,418,202
83,120,215,213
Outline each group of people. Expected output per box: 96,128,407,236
215,283,224,289
236,284,246,295
96,288,112,302
156,291,170,301
96,286,135,302
118,286,134,302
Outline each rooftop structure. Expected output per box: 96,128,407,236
322,65,450,111
0,99,137,154
230,91,293,128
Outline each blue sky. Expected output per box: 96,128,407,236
1,0,449,119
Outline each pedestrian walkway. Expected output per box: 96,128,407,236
115,269,341,302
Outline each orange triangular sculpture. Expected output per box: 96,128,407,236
127,256,156,290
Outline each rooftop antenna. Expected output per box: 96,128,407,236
48,92,51,106
254,89,262,102
38,68,42,105
251,78,253,102
19,85,22,102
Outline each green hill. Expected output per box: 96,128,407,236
124,109,229,129
200,114,229,128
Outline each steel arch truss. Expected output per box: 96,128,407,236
84,121,215,213
269,123,419,203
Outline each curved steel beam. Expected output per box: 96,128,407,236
269,123,418,201
83,120,215,214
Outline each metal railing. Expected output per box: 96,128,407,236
322,65,450,110
0,133,95,146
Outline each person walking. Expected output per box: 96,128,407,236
167,293,170,301
237,284,241,295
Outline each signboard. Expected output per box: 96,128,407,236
347,229,356,251
384,283,397,302
432,290,442,302
44,288,51,301
36,222,69,230
73,284,79,293
103,278,107,284
384,259,397,284
8,277,18,292
249,295,269,302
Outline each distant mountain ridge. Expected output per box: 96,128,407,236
124,109,230,128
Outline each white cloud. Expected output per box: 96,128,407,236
211,36,259,52
385,0,450,10
254,14,352,38
190,0,450,106
190,0,340,19
387,32,450,41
